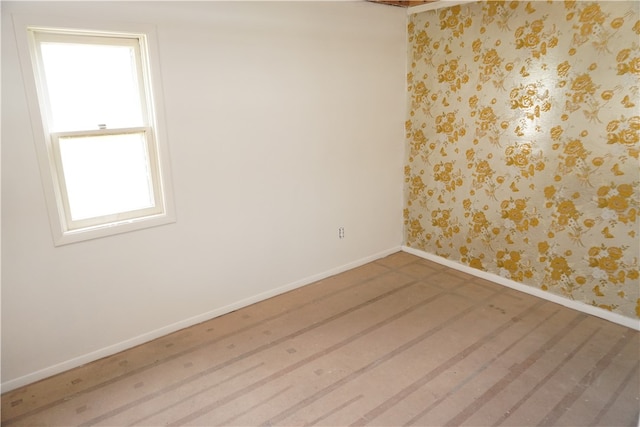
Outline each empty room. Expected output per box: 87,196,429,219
1,0,638,425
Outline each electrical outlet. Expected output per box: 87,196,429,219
338,227,345,239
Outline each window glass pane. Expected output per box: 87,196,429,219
58,133,155,221
40,42,143,131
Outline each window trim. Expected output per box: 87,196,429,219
13,14,176,245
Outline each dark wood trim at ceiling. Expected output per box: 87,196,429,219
367,0,436,7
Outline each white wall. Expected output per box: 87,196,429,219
1,1,406,391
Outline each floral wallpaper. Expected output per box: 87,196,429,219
404,1,640,319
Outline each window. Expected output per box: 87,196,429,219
17,23,175,245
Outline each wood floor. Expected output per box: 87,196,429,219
2,252,639,426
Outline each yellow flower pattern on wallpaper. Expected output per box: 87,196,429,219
405,1,640,319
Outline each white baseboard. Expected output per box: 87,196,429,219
402,246,640,332
1,246,402,393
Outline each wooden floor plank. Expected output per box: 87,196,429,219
2,252,638,427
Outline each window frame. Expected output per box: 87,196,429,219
13,15,176,246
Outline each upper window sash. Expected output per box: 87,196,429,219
29,29,151,134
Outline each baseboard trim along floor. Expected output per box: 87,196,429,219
402,246,640,331
1,246,402,393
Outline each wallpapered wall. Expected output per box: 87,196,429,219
404,0,640,319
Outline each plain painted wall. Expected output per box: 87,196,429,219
1,1,406,390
